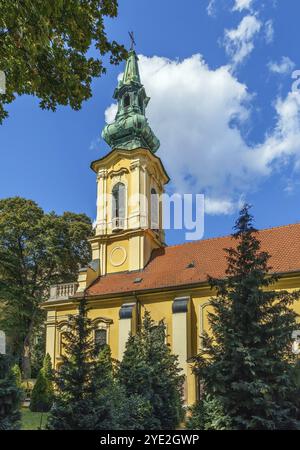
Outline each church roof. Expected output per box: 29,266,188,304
86,223,300,298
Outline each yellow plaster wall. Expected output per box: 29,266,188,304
140,295,173,348
106,239,130,273
87,300,121,360
45,274,300,405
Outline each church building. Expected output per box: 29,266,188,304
43,49,300,406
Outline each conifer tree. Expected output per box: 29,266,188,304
193,205,300,430
118,310,184,430
47,298,120,430
0,355,21,430
42,353,53,380
11,364,22,389
30,354,53,412
186,394,231,430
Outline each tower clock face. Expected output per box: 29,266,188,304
109,246,127,267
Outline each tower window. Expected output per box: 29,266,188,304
95,328,107,350
151,188,159,231
124,95,130,108
112,182,125,230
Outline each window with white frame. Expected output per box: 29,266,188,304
112,182,125,230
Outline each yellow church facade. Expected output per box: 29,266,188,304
42,50,300,406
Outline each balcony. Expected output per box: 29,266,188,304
49,282,78,301
112,217,125,232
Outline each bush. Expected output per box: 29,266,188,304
0,355,22,429
11,364,22,388
30,354,53,413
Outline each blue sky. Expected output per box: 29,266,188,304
1,0,300,245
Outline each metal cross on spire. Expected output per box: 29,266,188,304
128,31,136,50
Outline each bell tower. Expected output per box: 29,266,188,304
78,49,169,289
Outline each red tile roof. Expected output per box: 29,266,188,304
87,224,300,297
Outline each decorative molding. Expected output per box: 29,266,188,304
92,317,113,326
108,167,129,179
97,169,108,180
57,320,69,330
109,246,127,267
129,160,141,171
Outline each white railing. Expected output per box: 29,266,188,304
112,217,125,231
49,282,78,300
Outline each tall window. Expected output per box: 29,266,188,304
112,182,125,230
95,328,107,351
151,188,159,231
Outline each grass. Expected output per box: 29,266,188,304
20,407,49,430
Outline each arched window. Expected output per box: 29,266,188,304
151,188,159,231
124,94,130,108
112,182,125,230
95,328,107,352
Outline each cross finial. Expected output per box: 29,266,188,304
128,31,136,50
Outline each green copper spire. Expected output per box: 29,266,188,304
102,50,160,153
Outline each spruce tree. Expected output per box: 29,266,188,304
193,205,300,430
42,353,53,381
47,298,119,430
186,394,231,430
118,310,184,430
0,355,21,430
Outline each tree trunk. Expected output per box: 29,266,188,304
22,333,32,379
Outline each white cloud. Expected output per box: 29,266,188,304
224,15,262,67
268,56,295,75
232,0,254,12
207,0,216,17
105,54,300,214
264,19,274,44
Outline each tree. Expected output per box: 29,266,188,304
47,298,120,430
0,197,93,377
31,327,46,378
193,204,300,430
42,353,53,380
10,364,22,389
186,394,231,430
30,354,53,412
0,0,127,123
0,354,21,430
118,310,185,430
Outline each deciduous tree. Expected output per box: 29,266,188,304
0,197,93,377
0,0,126,122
